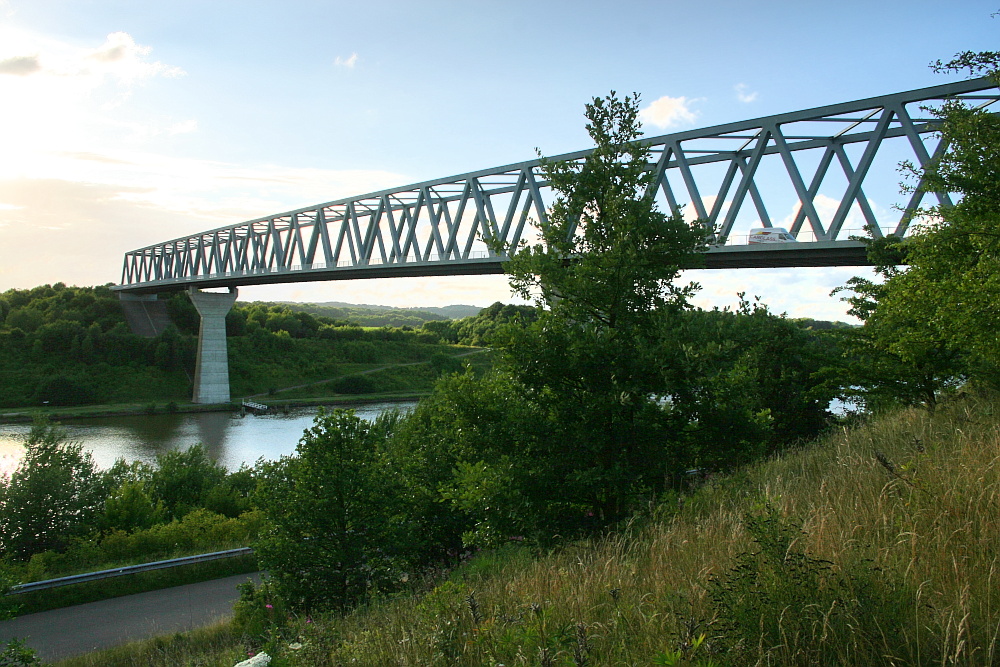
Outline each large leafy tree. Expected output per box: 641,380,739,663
413,94,832,547
494,92,707,523
504,92,706,328
837,52,1000,406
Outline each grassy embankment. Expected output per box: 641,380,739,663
54,392,1000,666
0,347,488,423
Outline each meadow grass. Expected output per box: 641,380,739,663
53,392,1000,666
53,622,251,667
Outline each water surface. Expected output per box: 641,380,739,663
0,401,416,475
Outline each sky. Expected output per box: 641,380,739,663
0,0,996,321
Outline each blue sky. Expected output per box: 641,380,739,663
0,0,996,319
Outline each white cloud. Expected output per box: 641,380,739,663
639,95,698,130
735,83,758,103
241,275,516,310
0,149,410,288
689,266,871,322
334,53,359,68
0,27,190,162
84,32,186,82
0,54,40,75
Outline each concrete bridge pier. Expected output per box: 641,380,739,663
188,287,238,404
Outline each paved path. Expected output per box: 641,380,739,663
0,572,260,662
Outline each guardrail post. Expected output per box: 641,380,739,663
189,287,238,404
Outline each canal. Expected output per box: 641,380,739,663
0,401,417,475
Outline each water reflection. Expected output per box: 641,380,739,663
0,402,415,473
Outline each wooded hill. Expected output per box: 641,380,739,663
0,285,483,409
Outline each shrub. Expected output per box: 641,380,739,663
329,375,375,394
253,409,416,611
33,375,95,406
149,445,228,519
0,420,105,559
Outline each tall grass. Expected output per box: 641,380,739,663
55,393,1000,666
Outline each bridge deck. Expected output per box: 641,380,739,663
114,241,870,295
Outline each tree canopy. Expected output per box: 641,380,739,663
836,52,1000,407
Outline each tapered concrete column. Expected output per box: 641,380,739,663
188,287,238,404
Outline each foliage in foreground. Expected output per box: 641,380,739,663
57,391,1000,666
833,51,1000,411
253,409,416,611
240,92,836,618
284,394,999,666
0,422,262,587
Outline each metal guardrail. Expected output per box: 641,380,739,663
7,547,253,595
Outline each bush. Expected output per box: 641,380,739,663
232,577,290,640
33,375,95,406
0,420,105,559
329,374,375,394
99,481,167,533
253,409,416,611
149,445,228,519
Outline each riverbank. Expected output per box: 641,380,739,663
0,392,431,425
0,350,487,424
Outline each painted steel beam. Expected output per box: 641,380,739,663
114,78,999,293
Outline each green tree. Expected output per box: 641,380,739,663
392,369,551,549
0,420,105,559
659,298,836,471
493,92,707,523
253,409,414,611
99,481,167,533
836,51,1000,406
503,93,706,327
148,444,228,520
833,240,965,411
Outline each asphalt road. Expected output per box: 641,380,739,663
0,572,260,663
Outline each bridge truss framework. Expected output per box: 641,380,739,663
115,78,999,294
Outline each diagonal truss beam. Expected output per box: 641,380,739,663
116,78,999,292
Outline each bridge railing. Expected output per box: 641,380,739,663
115,78,999,292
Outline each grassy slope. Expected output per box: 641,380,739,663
55,393,1000,666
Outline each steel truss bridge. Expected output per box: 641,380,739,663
115,78,999,295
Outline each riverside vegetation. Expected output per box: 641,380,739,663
3,48,1000,666
51,390,1000,666
0,285,513,411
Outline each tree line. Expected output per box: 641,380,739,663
0,286,497,408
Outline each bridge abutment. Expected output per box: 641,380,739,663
189,287,238,404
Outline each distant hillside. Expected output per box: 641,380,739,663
792,318,856,330
280,302,484,328
302,302,483,319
